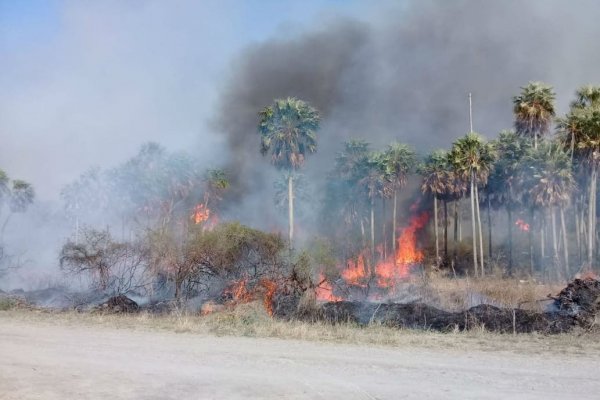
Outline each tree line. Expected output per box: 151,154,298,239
258,83,600,280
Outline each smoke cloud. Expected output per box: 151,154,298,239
216,0,600,225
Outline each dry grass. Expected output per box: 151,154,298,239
2,300,599,356
413,272,564,311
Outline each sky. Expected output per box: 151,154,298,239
0,0,362,199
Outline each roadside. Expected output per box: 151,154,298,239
1,310,599,400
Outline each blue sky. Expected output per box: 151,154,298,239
1,1,361,49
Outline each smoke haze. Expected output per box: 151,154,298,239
2,0,600,286
217,0,600,211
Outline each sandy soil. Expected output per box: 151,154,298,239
0,315,599,400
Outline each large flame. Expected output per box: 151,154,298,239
377,212,428,286
336,212,429,293
341,253,368,287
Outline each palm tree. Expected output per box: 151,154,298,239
513,82,556,149
558,86,600,269
203,168,230,210
357,151,391,268
449,133,496,276
323,140,371,254
258,97,320,247
420,150,451,266
522,142,574,278
385,143,416,264
1,180,35,241
488,131,531,275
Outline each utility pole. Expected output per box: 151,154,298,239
469,92,473,133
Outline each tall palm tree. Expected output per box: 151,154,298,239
521,142,574,277
357,151,391,268
558,86,600,269
449,133,496,276
258,97,320,247
488,131,531,274
420,150,451,266
513,82,556,149
385,143,416,264
323,140,371,254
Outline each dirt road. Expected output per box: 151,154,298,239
1,316,598,399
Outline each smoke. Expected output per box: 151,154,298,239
3,0,600,288
216,0,600,227
0,0,240,199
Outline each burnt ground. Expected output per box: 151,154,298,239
277,278,600,334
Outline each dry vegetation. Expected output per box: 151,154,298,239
416,272,564,311
2,275,599,357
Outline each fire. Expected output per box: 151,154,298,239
515,218,530,232
341,253,368,286
315,273,342,302
339,212,429,292
260,278,278,316
394,212,428,265
191,203,210,224
191,203,220,230
224,278,251,303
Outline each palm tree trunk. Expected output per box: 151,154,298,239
529,208,535,276
434,196,439,266
453,200,459,264
575,201,581,265
288,172,294,249
540,214,545,273
453,200,459,245
360,218,366,248
470,174,478,277
0,213,12,243
382,198,387,260
507,204,513,276
458,199,463,241
475,184,485,276
588,163,597,269
393,190,397,265
560,205,569,278
487,196,492,259
443,200,448,258
370,199,375,270
552,208,559,278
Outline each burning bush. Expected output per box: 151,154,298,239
147,222,287,300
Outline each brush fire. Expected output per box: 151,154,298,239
316,212,429,301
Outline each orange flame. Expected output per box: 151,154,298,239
224,278,251,303
260,278,278,316
341,253,368,287
191,203,210,224
338,212,429,292
515,219,530,232
315,273,342,302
